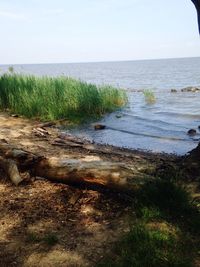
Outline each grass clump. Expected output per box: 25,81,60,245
26,232,41,243
143,89,156,104
98,179,199,267
0,74,127,122
43,233,59,246
139,206,161,221
136,179,200,234
8,66,14,73
26,231,58,246
136,180,191,218
98,224,192,267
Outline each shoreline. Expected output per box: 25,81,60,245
0,111,182,191
0,112,199,266
0,112,179,160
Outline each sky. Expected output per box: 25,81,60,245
0,0,200,64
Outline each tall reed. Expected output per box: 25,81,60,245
0,74,127,121
143,89,156,104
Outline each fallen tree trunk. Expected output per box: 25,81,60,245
0,156,23,185
0,140,148,192
0,140,42,185
35,157,134,191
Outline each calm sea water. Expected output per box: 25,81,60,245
1,57,200,154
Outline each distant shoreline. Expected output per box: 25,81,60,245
1,55,200,67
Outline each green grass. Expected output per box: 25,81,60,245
26,231,59,246
8,66,14,73
98,224,192,267
43,233,59,246
143,89,156,104
0,74,127,122
26,232,41,243
98,179,200,267
136,180,200,234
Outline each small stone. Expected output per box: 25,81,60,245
37,121,56,128
116,114,122,118
187,129,197,136
11,114,19,118
94,124,106,130
171,89,177,93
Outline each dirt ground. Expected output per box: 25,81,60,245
0,113,180,267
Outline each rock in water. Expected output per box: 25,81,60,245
116,114,122,118
187,129,197,136
94,124,106,130
171,89,177,93
181,87,200,92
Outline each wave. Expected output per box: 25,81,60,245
155,111,200,119
106,126,199,142
120,113,185,128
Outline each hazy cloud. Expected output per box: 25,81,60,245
0,10,26,20
43,8,65,16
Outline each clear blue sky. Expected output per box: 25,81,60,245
0,0,199,64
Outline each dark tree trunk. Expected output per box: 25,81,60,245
191,0,200,33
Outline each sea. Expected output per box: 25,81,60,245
1,57,200,155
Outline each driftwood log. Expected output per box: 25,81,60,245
0,140,144,192
35,157,134,191
0,141,42,185
0,156,22,185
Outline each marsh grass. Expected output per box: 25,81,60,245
8,66,14,73
143,89,156,104
0,74,127,121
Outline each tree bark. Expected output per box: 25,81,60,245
0,156,23,185
35,157,134,191
181,142,200,178
191,0,200,33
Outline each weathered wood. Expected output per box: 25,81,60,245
0,139,156,192
0,141,38,185
0,140,43,185
0,156,23,185
52,135,140,158
0,142,42,170
35,157,134,191
0,140,141,191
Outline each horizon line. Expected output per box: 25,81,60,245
1,55,200,66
